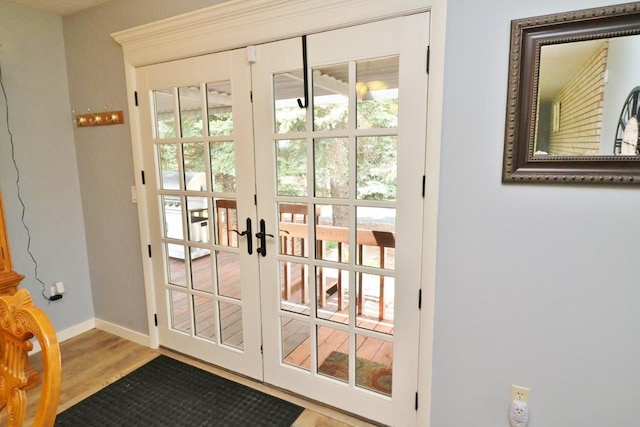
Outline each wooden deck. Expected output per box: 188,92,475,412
168,252,393,395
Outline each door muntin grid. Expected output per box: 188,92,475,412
152,82,245,351
276,56,398,395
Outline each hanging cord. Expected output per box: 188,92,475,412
0,60,51,302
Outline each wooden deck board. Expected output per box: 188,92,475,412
166,247,394,389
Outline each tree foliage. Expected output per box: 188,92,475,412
158,94,397,201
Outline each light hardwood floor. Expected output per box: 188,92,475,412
24,329,379,427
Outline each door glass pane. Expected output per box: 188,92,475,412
217,251,241,299
153,88,176,139
314,138,349,198
355,335,392,396
214,198,238,247
194,295,216,342
356,56,399,129
190,247,212,293
207,81,233,136
159,144,179,190
170,290,191,333
316,267,349,323
276,139,307,196
316,204,349,263
356,273,394,333
317,326,349,383
179,85,204,137
282,317,310,371
280,261,309,314
161,195,183,239
220,301,243,350
210,141,236,192
274,71,306,134
166,244,187,287
278,203,308,258
313,63,348,131
356,207,395,270
357,136,397,201
187,196,209,242
183,143,207,192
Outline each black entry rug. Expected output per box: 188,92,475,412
55,355,304,426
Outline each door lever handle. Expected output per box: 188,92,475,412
232,218,253,255
255,219,273,257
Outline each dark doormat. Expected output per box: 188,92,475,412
55,355,304,426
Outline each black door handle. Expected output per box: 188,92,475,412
232,218,253,255
255,219,274,257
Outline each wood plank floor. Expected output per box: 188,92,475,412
24,329,378,427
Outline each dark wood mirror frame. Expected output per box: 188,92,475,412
503,2,640,184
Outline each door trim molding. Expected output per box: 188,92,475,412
113,1,446,425
113,0,436,67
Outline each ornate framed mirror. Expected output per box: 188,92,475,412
503,2,640,183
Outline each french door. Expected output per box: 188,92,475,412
136,14,429,425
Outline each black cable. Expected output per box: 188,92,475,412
0,60,52,302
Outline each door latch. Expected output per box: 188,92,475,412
232,218,253,255
255,219,274,257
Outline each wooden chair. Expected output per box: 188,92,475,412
0,289,61,426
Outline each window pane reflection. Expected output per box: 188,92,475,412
356,57,399,129
356,136,397,201
274,71,306,134
179,85,204,137
154,88,176,139
314,138,348,198
207,81,233,136
313,63,348,131
276,139,307,196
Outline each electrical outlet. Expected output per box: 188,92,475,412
510,385,530,403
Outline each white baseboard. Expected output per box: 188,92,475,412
31,318,96,354
29,317,150,354
94,318,150,347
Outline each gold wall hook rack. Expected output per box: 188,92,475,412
73,108,124,128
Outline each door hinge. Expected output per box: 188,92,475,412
260,344,263,354
154,313,158,326
141,170,146,185
134,91,139,107
426,46,431,74
422,175,426,197
254,194,257,205
250,90,253,103
148,244,152,258
418,288,422,309
415,392,419,410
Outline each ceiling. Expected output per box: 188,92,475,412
8,0,112,16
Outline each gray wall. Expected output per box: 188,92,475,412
599,35,640,154
62,0,227,334
0,0,94,329
432,0,640,425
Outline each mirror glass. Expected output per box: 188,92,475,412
534,34,640,157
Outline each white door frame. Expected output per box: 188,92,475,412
113,1,446,425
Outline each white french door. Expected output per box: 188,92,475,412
253,14,429,425
136,50,263,379
136,13,429,426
